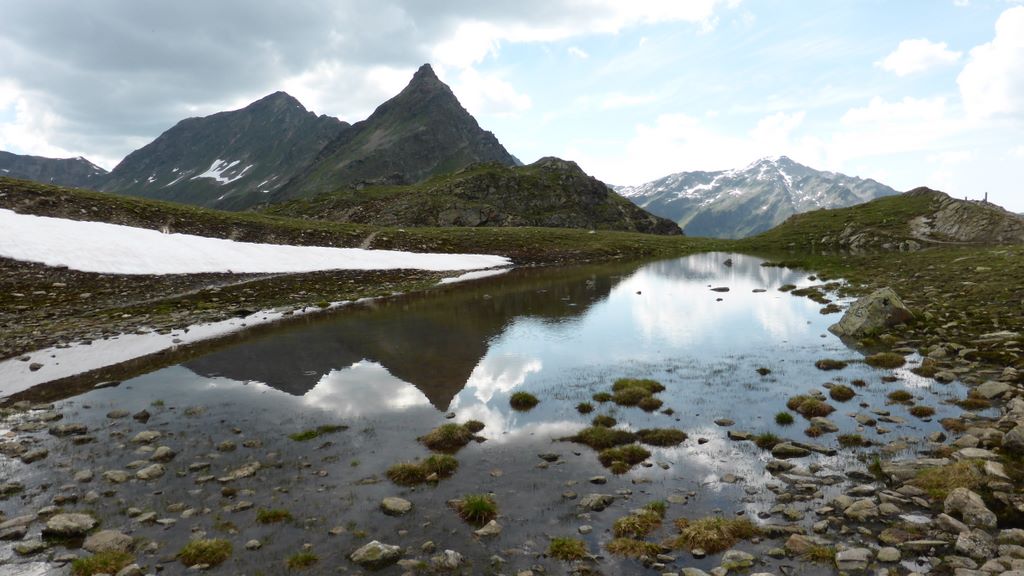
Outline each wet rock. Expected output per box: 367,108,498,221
103,470,129,483
953,448,998,461
936,513,971,535
844,499,879,522
350,540,402,570
877,547,901,562
131,430,161,444
49,423,87,437
682,569,711,576
727,430,752,441
380,497,412,516
106,409,129,419
115,564,143,576
474,520,502,538
132,409,150,423
945,488,997,529
74,469,93,483
956,529,995,561
835,548,872,572
218,461,260,483
20,448,48,463
43,513,96,537
766,459,797,473
720,550,755,571
538,453,559,462
809,417,838,433
771,443,811,459
245,539,262,550
580,493,615,512
589,476,607,484
83,529,133,553
432,549,464,569
135,463,164,480
829,287,914,338
150,446,176,462
715,418,735,427
975,381,1013,400
1002,426,1024,456
217,440,237,452
14,539,46,555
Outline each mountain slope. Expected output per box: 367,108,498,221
617,156,897,238
747,187,1024,251
100,92,348,209
265,157,682,235
0,151,107,188
272,64,518,202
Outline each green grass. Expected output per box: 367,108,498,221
911,460,985,499
256,508,292,524
775,411,795,425
455,494,498,526
636,428,688,447
178,538,232,567
605,538,663,558
802,545,837,563
463,420,486,433
671,516,761,554
815,359,848,371
598,444,651,473
786,395,836,418
644,500,667,518
420,423,474,452
509,391,539,411
591,414,617,428
567,426,637,450
286,551,319,570
909,405,936,418
887,390,914,403
422,454,459,477
288,424,347,442
866,352,907,369
613,510,663,538
829,385,855,402
71,551,134,576
592,392,613,403
548,537,588,561
576,402,594,414
386,454,459,486
753,432,781,449
638,396,664,412
838,434,866,448
612,378,665,394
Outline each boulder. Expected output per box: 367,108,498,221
135,464,165,481
844,499,879,522
349,540,401,570
955,529,995,561
771,443,811,459
975,381,1013,400
43,513,96,537
945,488,997,529
828,287,914,338
720,550,755,571
835,548,872,571
579,493,615,512
380,497,412,516
83,530,133,553
1002,426,1024,456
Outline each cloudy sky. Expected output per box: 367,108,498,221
1,1,1022,209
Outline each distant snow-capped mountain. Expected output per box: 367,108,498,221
0,151,107,189
615,156,897,238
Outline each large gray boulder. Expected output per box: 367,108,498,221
829,287,914,338
349,540,401,570
83,529,133,553
944,488,997,529
1001,426,1024,456
43,513,96,537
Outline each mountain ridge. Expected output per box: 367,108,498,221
616,156,897,238
0,151,107,189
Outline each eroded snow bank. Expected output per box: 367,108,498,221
0,209,509,275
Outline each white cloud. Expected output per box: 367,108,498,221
1012,145,1024,158
958,6,1024,119
954,0,970,6
568,46,589,59
447,67,533,117
600,92,659,109
877,38,962,76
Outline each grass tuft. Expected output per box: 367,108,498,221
420,423,474,452
638,396,664,412
548,537,588,561
455,494,498,526
509,391,539,411
72,551,134,576
289,424,347,442
815,359,848,371
887,390,914,404
912,460,984,499
256,508,292,524
605,538,662,558
753,432,781,449
775,411,794,425
636,428,688,447
802,545,836,563
838,433,866,447
598,444,651,473
286,551,318,570
909,405,936,418
786,395,835,418
567,426,637,450
178,538,232,568
866,352,907,369
829,385,855,402
591,414,617,428
592,392,613,403
386,462,427,486
613,510,663,538
576,402,594,414
612,378,666,394
671,516,761,554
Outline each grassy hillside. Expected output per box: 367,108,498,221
265,158,682,235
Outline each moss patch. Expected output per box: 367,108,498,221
672,516,761,554
288,424,347,442
815,359,848,371
509,391,539,411
829,385,855,402
72,551,134,576
178,538,232,568
911,460,985,499
866,352,907,369
636,428,688,447
605,538,663,558
419,423,476,453
548,537,588,561
454,494,498,526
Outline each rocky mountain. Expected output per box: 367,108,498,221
100,92,347,210
750,187,1024,252
265,157,682,235
272,64,518,202
0,151,107,189
616,156,897,238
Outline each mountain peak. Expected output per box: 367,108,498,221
249,91,304,111
413,63,438,81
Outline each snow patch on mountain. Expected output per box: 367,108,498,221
0,209,510,275
191,159,254,186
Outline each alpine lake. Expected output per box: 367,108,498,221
0,253,977,575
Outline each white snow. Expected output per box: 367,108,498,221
0,209,510,275
190,159,253,185
1,169,8,173
438,268,510,285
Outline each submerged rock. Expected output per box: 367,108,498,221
350,540,401,569
828,287,914,338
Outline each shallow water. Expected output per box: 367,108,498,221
1,253,972,574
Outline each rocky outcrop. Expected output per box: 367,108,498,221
829,287,914,338
267,157,683,235
907,188,1024,244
